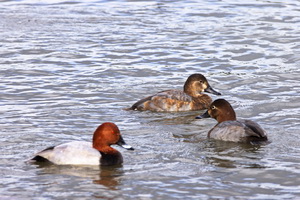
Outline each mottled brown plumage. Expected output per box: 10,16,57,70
127,74,221,112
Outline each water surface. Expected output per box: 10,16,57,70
1,0,300,199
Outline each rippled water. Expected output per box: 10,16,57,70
1,0,300,199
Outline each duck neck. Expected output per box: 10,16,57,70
191,94,212,109
99,147,123,166
217,110,236,123
183,84,199,97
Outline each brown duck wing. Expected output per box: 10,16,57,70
155,90,192,101
129,90,192,110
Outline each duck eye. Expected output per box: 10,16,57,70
199,80,204,84
211,105,216,110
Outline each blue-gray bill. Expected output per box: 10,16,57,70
195,110,210,119
204,85,221,96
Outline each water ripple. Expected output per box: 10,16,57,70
1,0,300,199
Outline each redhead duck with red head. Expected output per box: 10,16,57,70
196,99,268,144
31,122,134,166
126,73,221,112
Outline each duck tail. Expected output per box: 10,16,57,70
249,136,270,145
124,95,153,111
123,106,136,111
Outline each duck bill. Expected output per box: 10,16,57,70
204,85,221,96
195,110,211,119
117,135,134,150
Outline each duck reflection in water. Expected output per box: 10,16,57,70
32,162,124,190
201,140,267,168
93,165,124,190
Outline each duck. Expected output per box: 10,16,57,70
195,99,268,144
31,122,134,166
126,73,221,112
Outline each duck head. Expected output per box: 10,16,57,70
195,99,236,123
184,74,221,97
93,122,134,151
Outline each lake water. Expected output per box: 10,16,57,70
1,0,300,199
